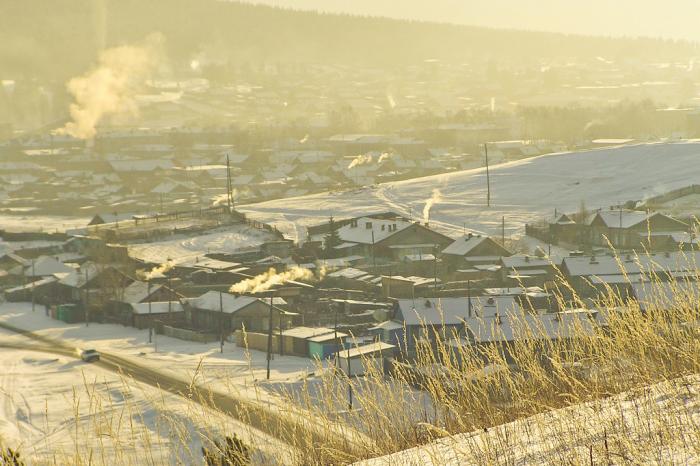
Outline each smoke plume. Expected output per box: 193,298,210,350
229,266,324,294
347,153,373,169
423,188,442,223
378,152,393,164
57,33,163,139
141,259,174,281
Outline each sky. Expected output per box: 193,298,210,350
241,0,700,42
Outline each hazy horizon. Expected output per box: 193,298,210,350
241,0,700,42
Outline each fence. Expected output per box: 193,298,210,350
161,324,219,343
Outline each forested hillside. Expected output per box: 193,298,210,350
2,0,697,80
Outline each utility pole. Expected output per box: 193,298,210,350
484,143,491,207
226,153,233,213
219,291,224,354
266,294,274,380
31,259,35,313
502,216,505,246
84,267,89,327
148,280,152,344
346,338,353,410
433,246,438,294
467,279,472,318
371,229,377,273
333,302,339,369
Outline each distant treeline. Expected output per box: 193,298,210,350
2,0,698,80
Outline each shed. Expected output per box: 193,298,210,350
307,331,349,360
336,341,396,376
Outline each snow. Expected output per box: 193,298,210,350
356,375,700,465
0,302,327,413
0,302,337,462
240,142,700,241
128,225,278,263
0,215,90,234
0,343,287,464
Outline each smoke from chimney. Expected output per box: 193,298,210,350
423,188,442,224
56,33,164,140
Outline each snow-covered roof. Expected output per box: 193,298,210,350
563,252,700,277
631,281,700,311
109,159,174,172
397,297,521,326
185,291,286,313
281,326,334,339
328,217,413,245
131,302,184,315
337,341,395,359
442,235,489,256
122,281,163,304
23,256,74,277
465,311,596,343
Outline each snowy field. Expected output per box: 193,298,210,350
0,342,288,464
128,225,279,263
240,142,700,241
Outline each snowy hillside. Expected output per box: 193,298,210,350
240,142,700,241
356,375,700,465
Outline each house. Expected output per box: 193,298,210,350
586,210,687,249
393,296,522,349
335,341,396,376
130,301,185,329
461,309,596,362
312,216,453,261
561,251,700,298
631,281,700,312
499,255,562,286
184,291,292,333
279,326,347,359
88,213,135,226
441,234,512,269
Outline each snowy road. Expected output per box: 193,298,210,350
240,142,700,241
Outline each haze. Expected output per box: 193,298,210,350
244,0,700,42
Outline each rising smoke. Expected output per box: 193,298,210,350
57,33,164,139
347,153,374,169
229,266,324,294
141,259,174,281
423,188,442,223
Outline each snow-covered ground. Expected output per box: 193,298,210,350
128,225,279,263
240,142,700,241
357,375,700,465
0,338,289,464
0,303,323,393
0,214,90,233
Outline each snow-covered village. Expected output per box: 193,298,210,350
2,2,700,465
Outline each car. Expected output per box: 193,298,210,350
80,349,100,362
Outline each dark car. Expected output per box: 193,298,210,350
80,349,100,362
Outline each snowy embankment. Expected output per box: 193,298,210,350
357,375,700,465
240,142,700,241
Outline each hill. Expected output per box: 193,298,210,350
1,0,698,80
239,142,700,240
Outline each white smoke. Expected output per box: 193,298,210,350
423,189,442,224
229,266,325,294
57,33,163,139
378,152,393,164
141,259,174,281
347,153,373,169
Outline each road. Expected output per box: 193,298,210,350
0,321,359,461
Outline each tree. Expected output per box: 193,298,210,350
323,216,342,258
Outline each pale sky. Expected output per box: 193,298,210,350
242,0,700,42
